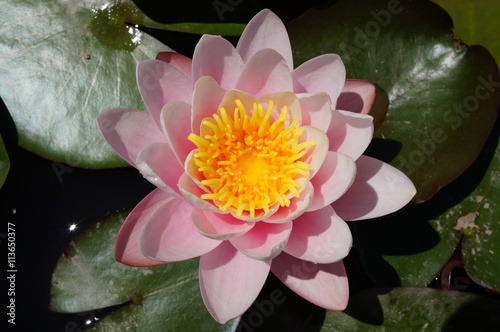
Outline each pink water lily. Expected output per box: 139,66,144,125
97,9,416,323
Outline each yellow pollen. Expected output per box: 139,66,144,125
188,98,315,219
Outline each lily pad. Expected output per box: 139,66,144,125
433,0,500,66
0,0,249,168
50,210,236,331
0,134,9,188
321,287,500,331
350,115,499,288
446,129,500,291
0,0,167,168
287,0,500,202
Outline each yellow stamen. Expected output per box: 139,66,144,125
188,98,315,218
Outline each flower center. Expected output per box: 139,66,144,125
188,98,315,218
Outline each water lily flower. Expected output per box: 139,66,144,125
97,9,416,323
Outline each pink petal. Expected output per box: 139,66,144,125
297,93,333,132
178,171,230,214
184,149,206,186
97,108,165,167
326,110,374,161
160,101,194,164
192,35,244,90
136,143,184,197
230,206,280,222
140,197,221,262
235,49,292,97
137,59,193,128
337,79,376,114
300,126,329,178
332,155,417,221
236,9,293,70
229,221,292,260
264,182,314,223
199,241,271,323
115,189,173,267
271,252,349,310
308,151,356,211
192,209,255,240
191,76,227,135
156,51,193,79
284,205,352,264
257,91,302,126
292,54,346,105
215,89,258,119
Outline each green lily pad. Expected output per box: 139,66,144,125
50,210,236,331
0,0,162,167
287,0,500,202
445,132,500,291
349,115,500,288
0,0,243,169
432,0,500,66
321,287,500,331
0,134,9,188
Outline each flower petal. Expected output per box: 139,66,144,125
199,241,271,323
332,155,417,221
229,204,280,222
235,49,292,97
184,149,206,187
284,205,352,264
308,151,356,211
327,110,373,161
191,76,227,135
271,252,349,310
160,101,194,164
229,221,292,260
192,35,245,90
156,51,193,79
292,54,346,105
264,181,314,223
300,126,329,178
257,91,302,126
216,89,258,119
115,189,172,267
97,108,165,167
192,209,255,240
178,171,230,214
236,9,293,70
140,197,221,262
137,59,193,127
336,79,376,114
136,143,184,197
297,92,333,132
